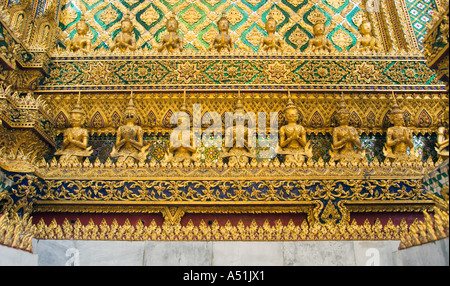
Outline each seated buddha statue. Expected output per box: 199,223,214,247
110,12,136,52
259,15,283,52
158,16,184,53
55,93,93,165
354,20,381,53
166,94,199,164
306,22,334,53
67,15,91,53
210,15,234,52
329,95,365,163
220,94,255,166
110,94,149,165
436,106,449,159
278,91,312,164
383,95,415,162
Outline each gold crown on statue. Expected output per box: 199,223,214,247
336,93,350,115
284,90,298,112
218,12,230,24
71,92,85,115
180,90,188,113
308,9,327,25
125,91,137,112
266,9,277,23
234,89,245,114
121,11,132,24
390,91,403,115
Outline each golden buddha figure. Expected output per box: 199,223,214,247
329,95,365,163
110,93,149,165
67,15,91,53
306,22,334,53
354,20,381,53
166,92,199,164
383,94,415,162
158,16,184,53
55,92,93,165
436,105,449,159
220,92,255,166
110,12,136,52
210,14,234,52
278,91,312,164
259,15,283,52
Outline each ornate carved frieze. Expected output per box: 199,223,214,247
37,54,445,91
3,160,439,223
32,208,448,248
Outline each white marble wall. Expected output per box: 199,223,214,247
0,244,39,266
2,239,447,266
392,238,449,266
31,240,403,266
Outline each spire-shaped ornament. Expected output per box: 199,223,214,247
71,91,85,115
180,89,188,113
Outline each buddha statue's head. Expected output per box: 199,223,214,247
390,113,405,127
76,16,89,36
218,15,230,32
166,16,179,33
265,16,277,34
359,20,372,35
120,13,133,33
313,22,325,36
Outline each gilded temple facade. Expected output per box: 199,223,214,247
0,0,449,265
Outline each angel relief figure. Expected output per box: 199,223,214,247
277,91,312,164
209,14,234,52
67,15,92,53
110,93,150,165
305,22,334,53
383,93,417,162
329,94,365,163
259,14,283,52
158,16,184,53
55,93,93,165
110,12,136,52
354,20,381,53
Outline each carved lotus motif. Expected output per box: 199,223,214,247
176,61,201,83
85,62,111,85
354,62,378,84
266,61,290,83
